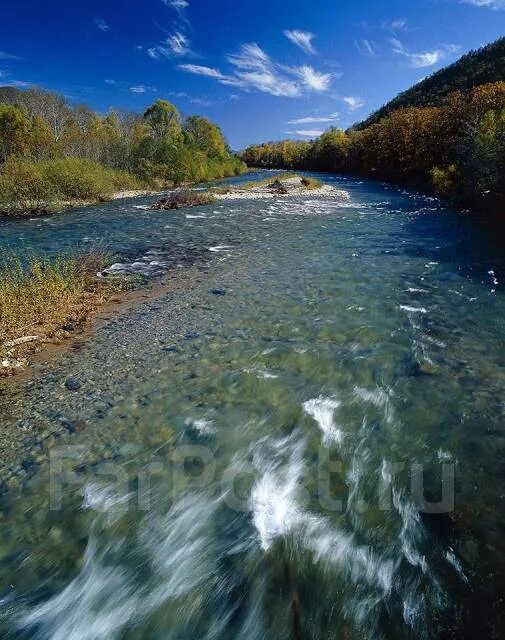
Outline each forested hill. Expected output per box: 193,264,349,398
355,36,505,129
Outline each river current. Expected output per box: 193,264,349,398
0,172,504,639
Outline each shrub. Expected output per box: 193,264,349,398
431,165,457,196
0,156,53,213
150,189,215,210
0,157,142,215
301,176,323,189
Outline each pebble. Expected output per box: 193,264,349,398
211,288,226,296
65,377,83,391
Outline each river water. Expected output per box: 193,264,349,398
0,172,504,639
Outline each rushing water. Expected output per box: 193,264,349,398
0,172,504,639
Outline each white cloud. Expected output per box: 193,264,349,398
293,65,331,91
129,85,156,93
104,79,117,85
163,0,189,8
180,42,332,98
228,43,301,97
0,50,19,60
288,112,340,124
284,29,317,54
343,96,365,111
390,38,460,68
167,32,191,55
148,32,191,59
94,18,109,32
227,43,271,70
385,18,408,31
179,64,246,87
461,0,505,7
293,129,325,137
180,64,226,79
355,39,376,56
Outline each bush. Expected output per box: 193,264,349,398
431,165,457,196
0,157,142,215
150,189,215,210
0,156,53,212
301,176,323,189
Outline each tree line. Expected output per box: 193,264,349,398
241,81,505,212
357,37,505,129
0,87,245,213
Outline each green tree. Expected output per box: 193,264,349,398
183,115,226,157
143,100,181,141
0,104,31,162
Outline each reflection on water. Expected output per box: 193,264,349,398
0,173,504,639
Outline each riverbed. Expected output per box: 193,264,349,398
0,171,504,639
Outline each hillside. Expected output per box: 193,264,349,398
355,36,505,129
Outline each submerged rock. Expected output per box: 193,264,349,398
413,361,438,376
65,376,83,391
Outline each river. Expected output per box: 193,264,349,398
0,171,504,639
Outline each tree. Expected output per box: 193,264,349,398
0,104,31,162
143,99,181,141
183,115,226,157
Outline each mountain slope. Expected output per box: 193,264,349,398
355,36,505,129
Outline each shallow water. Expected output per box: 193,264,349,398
1,172,505,639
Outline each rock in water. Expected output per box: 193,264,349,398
65,376,82,391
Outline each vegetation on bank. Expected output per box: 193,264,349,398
0,250,134,375
242,81,505,212
0,157,142,216
0,87,246,216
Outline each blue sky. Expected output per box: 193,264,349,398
0,0,503,148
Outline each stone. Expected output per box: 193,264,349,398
211,288,226,296
413,361,438,376
65,376,82,391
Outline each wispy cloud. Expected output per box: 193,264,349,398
343,96,365,111
167,32,191,55
180,41,333,98
163,0,189,8
227,43,302,96
179,64,245,87
294,65,332,91
354,39,376,56
359,18,408,32
0,50,20,60
284,29,317,54
292,129,325,137
94,17,109,32
129,85,156,93
461,0,504,7
288,112,340,124
391,38,460,68
148,32,191,59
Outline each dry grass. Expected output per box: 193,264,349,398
0,249,133,375
300,176,323,190
236,173,300,191
150,189,215,210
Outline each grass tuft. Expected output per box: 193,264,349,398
0,249,133,374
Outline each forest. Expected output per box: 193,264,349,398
357,36,505,128
0,87,245,215
242,81,505,212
